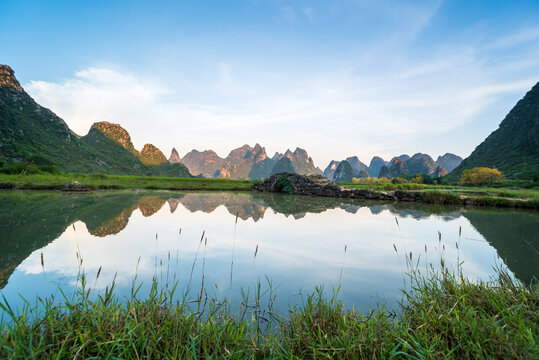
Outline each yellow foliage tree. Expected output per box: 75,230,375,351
460,167,502,185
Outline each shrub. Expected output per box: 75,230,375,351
0,162,41,175
275,175,293,193
460,167,503,185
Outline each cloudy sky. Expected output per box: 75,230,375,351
1,0,538,167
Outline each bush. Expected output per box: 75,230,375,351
275,175,293,193
460,167,503,185
0,162,41,175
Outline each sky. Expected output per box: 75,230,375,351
1,0,538,168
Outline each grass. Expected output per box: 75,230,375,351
0,172,255,191
0,261,537,358
342,182,539,208
1,172,538,208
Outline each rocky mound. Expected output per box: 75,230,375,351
139,143,167,165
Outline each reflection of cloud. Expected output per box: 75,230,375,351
16,200,500,294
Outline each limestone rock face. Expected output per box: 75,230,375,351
181,150,225,178
389,154,410,165
91,122,138,155
215,143,275,180
0,65,23,91
140,144,167,165
333,161,354,182
168,147,181,163
271,157,295,174
433,165,449,177
390,158,408,177
405,153,439,175
323,160,341,179
345,156,369,176
436,153,462,172
368,156,387,177
378,165,391,178
357,169,370,178
271,148,321,176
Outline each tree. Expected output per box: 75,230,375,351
460,167,503,185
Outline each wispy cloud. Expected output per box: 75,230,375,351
22,1,539,167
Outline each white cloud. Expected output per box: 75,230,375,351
23,11,539,168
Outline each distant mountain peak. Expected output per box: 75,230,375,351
91,121,137,155
0,65,23,91
169,147,181,163
140,144,167,165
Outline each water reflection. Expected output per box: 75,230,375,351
0,190,537,313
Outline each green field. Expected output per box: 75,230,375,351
0,173,255,191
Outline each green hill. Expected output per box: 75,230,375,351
449,82,539,181
0,65,191,177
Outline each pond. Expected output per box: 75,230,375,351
0,190,537,315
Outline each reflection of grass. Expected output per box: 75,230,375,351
1,255,537,358
0,172,254,191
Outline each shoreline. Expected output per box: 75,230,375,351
0,172,537,210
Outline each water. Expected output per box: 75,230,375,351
0,190,537,315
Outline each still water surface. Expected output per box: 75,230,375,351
0,190,537,314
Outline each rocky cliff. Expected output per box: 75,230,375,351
368,156,387,177
436,153,462,172
139,143,167,165
323,160,340,179
91,121,138,155
168,147,181,163
333,161,354,182
0,65,23,91
345,156,369,176
270,148,321,176
180,150,225,178
215,143,275,180
390,158,408,178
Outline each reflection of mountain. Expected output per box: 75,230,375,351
0,191,537,288
461,210,539,285
88,196,168,237
0,192,144,288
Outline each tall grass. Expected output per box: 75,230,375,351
1,252,537,358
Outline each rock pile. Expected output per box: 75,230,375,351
253,173,421,201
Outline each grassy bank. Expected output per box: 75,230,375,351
344,182,539,209
0,173,255,191
1,270,537,359
1,172,537,208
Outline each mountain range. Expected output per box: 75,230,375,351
0,65,191,177
174,146,322,180
1,64,537,182
323,152,461,181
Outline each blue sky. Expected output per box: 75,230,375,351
1,0,538,167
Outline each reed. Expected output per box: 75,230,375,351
0,251,536,359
